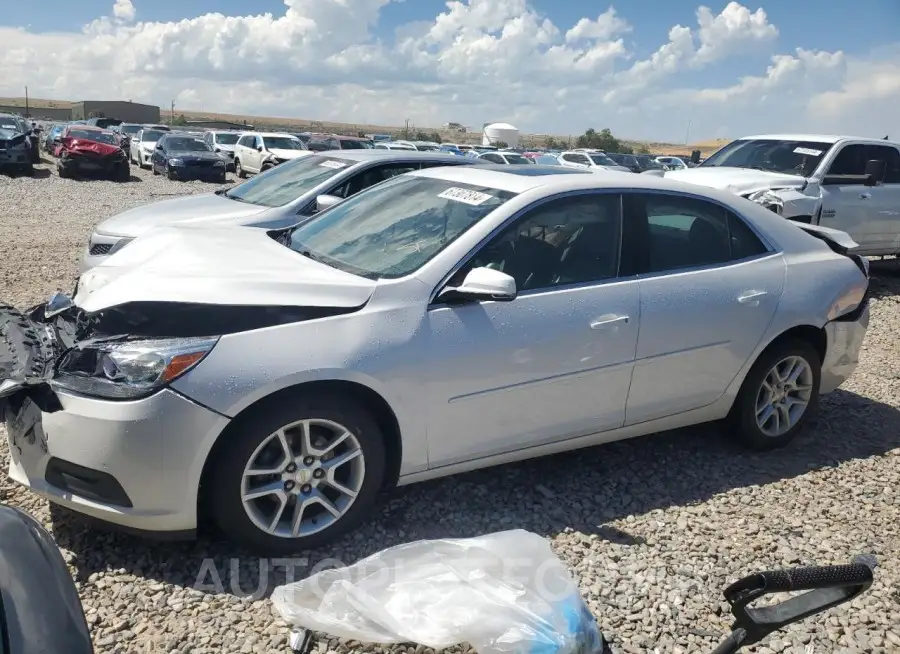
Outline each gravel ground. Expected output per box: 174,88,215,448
1,158,900,654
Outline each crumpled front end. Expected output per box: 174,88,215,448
58,139,130,181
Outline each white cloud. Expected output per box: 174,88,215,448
565,7,631,43
693,1,777,65
0,0,896,142
112,0,136,24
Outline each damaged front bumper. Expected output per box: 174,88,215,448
0,297,229,534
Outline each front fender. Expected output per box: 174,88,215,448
748,187,822,221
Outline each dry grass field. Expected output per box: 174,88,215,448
1,96,730,155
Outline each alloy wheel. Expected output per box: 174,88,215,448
240,418,366,539
755,355,814,437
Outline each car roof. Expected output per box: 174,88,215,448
736,134,900,146
248,132,299,138
410,163,762,197
312,150,469,163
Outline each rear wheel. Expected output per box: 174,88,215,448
207,393,386,554
729,339,821,450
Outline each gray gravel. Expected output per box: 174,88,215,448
1,158,900,654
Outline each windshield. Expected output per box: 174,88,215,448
339,139,369,150
286,175,517,279
414,144,441,151
535,155,560,165
120,125,142,135
503,154,531,165
589,154,618,166
636,156,663,169
224,155,353,207
263,136,304,150
214,133,240,145
141,130,165,142
699,138,834,176
69,129,119,145
165,136,212,152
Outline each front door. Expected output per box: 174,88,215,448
623,192,785,424
425,192,640,468
818,142,900,254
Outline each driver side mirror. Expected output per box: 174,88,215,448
156,144,163,150
315,194,343,212
864,159,886,186
257,145,264,152
437,267,517,304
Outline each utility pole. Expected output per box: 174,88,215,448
171,99,175,126
404,118,409,140
685,120,692,145
24,86,29,117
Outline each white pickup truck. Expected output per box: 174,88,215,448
661,134,900,256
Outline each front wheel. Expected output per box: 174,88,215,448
234,159,245,178
729,339,821,450
207,393,387,554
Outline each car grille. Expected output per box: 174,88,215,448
185,160,216,167
89,243,113,255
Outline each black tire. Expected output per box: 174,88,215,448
217,174,227,184
152,165,159,175
207,393,387,554
729,339,821,450
114,164,130,182
234,159,245,178
57,163,70,179
166,167,177,181
19,163,34,177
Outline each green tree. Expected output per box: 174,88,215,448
575,127,632,153
494,140,509,149
172,114,188,126
636,143,651,155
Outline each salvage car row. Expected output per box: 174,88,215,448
1,130,884,556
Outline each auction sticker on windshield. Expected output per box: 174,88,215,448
793,147,823,156
319,160,348,169
437,187,494,205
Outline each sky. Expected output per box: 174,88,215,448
2,0,899,142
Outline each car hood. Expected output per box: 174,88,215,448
74,225,376,312
169,149,221,161
95,192,268,238
139,140,158,149
664,166,807,195
216,144,236,152
66,139,122,157
269,149,311,160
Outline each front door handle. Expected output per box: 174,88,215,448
859,192,872,200
738,290,768,305
590,314,629,329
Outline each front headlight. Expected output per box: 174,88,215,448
106,237,134,256
747,189,785,214
169,158,184,166
53,336,219,400
214,160,225,167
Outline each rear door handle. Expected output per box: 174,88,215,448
738,290,768,305
590,314,629,329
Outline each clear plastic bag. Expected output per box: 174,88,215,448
271,529,606,654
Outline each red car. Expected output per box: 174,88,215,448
55,125,130,181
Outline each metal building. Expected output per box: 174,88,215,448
0,105,72,121
71,101,160,123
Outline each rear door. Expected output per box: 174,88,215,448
623,192,785,424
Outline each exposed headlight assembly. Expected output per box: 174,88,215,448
168,158,184,166
747,189,785,214
53,336,219,399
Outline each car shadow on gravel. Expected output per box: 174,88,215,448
868,260,900,301
50,387,900,600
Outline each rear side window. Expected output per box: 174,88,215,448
629,194,768,273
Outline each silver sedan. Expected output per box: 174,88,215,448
2,165,870,554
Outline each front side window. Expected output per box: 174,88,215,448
224,155,355,207
214,133,240,145
828,143,900,183
589,154,618,167
633,194,767,273
468,193,621,291
700,138,834,177
481,153,505,163
286,175,517,279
